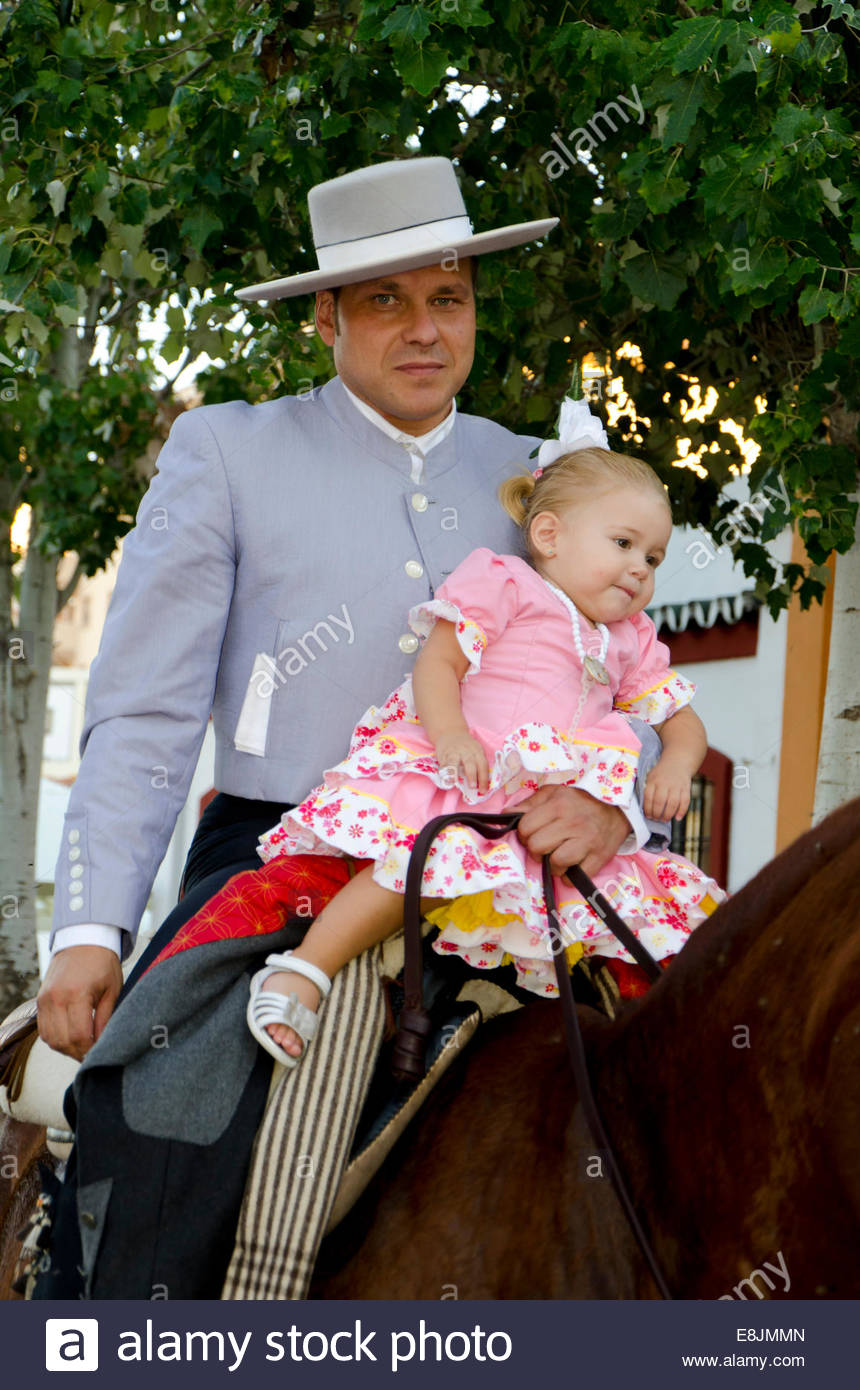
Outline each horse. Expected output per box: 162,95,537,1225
310,796,860,1298
2,800,858,1300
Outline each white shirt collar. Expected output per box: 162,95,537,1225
340,379,457,483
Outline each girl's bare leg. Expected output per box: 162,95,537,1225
260,863,422,1058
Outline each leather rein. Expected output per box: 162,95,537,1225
392,809,673,1301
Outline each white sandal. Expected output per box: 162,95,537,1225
246,951,332,1068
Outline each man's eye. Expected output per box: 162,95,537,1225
372,293,396,305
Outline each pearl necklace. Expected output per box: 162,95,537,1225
543,580,611,686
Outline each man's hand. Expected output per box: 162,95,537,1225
514,785,629,878
37,945,123,1061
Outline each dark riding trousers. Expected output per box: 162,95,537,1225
32,794,297,1300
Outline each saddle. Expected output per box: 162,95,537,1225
0,944,625,1244
0,949,530,1227
0,1002,78,1151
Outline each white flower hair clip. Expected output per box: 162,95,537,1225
532,365,610,477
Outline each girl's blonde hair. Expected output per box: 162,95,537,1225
498,447,670,559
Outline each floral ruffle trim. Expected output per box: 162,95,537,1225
291,720,641,811
428,860,727,998
343,681,421,758
614,669,696,724
408,597,487,677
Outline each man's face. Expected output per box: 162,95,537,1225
314,260,477,434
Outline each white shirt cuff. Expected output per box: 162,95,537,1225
617,797,649,854
51,924,125,959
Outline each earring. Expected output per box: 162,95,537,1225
546,548,555,556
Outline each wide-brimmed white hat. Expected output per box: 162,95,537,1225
235,157,558,302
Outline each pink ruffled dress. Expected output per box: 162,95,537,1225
258,548,726,996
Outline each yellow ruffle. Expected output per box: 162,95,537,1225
425,890,585,969
425,889,518,933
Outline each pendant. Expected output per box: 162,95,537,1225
584,655,610,685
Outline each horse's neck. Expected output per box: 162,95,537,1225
590,800,860,1297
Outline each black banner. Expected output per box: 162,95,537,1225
2,1299,853,1386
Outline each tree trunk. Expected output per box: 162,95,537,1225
0,324,83,1021
0,525,59,1018
813,494,860,824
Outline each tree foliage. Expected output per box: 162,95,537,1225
0,0,858,614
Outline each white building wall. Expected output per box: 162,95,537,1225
650,510,793,894
672,608,788,893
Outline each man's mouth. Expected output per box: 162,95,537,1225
395,362,445,376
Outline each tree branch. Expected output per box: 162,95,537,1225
157,349,191,397
126,31,230,75
174,54,216,91
56,556,84,615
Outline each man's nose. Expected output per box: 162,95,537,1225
402,304,440,344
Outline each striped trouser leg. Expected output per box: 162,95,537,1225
220,944,385,1300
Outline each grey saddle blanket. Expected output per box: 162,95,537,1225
69,916,519,1168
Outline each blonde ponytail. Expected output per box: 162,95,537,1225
497,471,538,526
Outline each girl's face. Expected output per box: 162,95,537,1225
530,484,672,625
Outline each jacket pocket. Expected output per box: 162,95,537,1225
233,652,279,757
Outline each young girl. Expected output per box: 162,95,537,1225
247,416,726,1066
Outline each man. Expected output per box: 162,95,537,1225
35,157,657,1297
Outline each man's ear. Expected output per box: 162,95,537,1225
529,510,562,557
315,290,336,346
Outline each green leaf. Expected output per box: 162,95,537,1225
766,20,802,55
131,249,164,288
772,105,817,146
84,162,110,196
45,179,67,216
798,285,840,325
100,247,123,278
441,0,493,27
380,6,432,43
112,223,144,257
658,74,706,148
320,111,352,138
145,107,170,134
394,44,450,96
699,159,748,220
92,185,115,228
663,18,736,74
180,208,224,255
638,171,689,215
727,243,789,293
816,177,842,214
620,251,686,311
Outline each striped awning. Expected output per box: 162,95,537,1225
647,592,759,633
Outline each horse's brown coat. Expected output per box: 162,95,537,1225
311,799,860,1298
2,801,859,1300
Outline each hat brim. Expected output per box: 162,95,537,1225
234,218,559,302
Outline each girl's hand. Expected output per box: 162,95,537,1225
435,732,491,793
643,756,693,821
